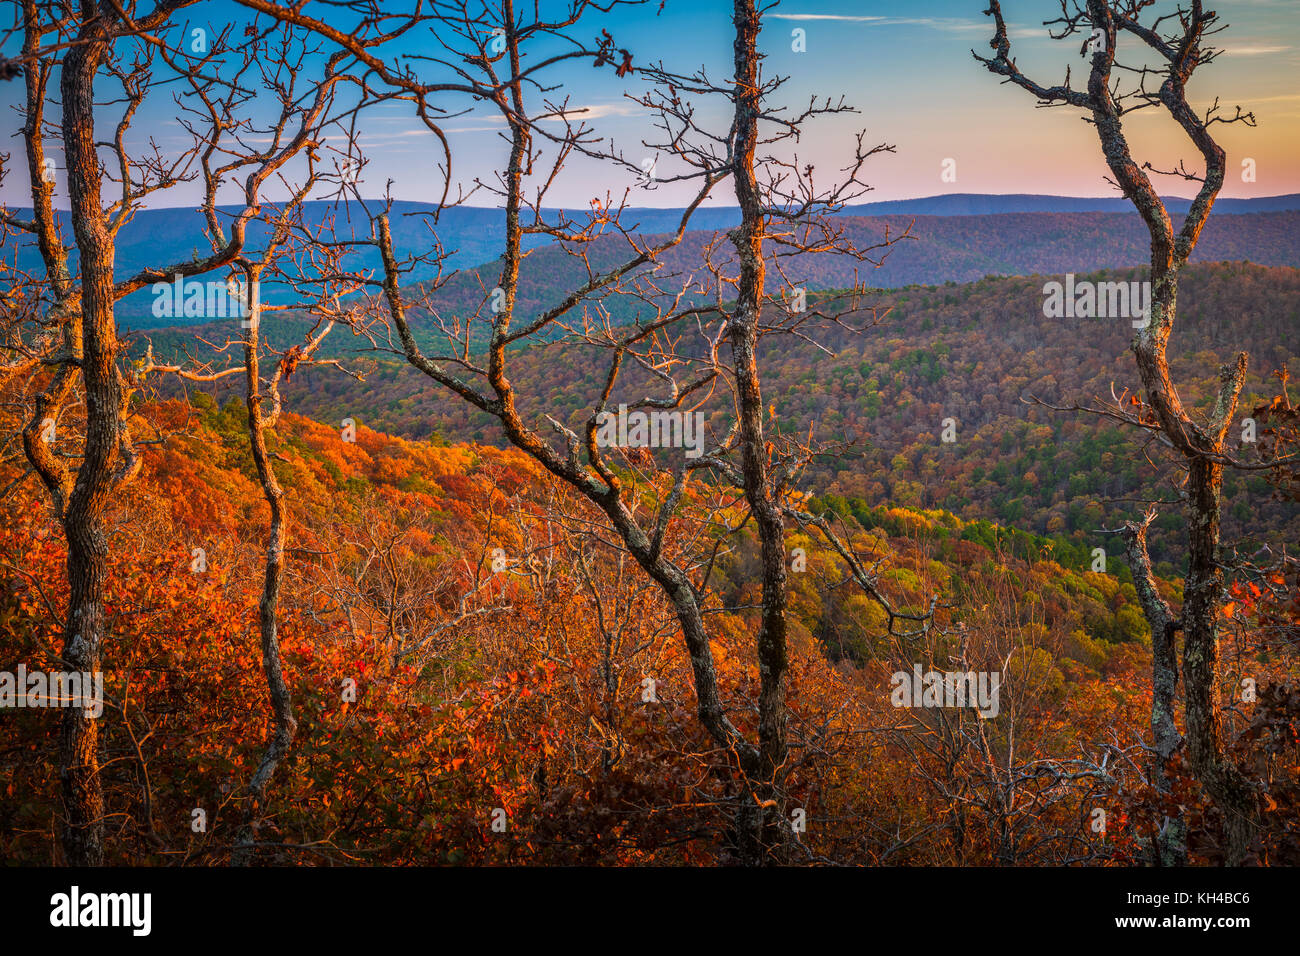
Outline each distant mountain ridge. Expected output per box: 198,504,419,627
9,194,1300,329
840,192,1300,216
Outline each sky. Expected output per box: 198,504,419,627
2,0,1299,209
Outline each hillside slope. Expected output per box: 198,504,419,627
9,394,1289,864
171,261,1299,568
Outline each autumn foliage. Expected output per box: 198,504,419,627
2,392,1295,865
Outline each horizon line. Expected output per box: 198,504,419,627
10,190,1299,214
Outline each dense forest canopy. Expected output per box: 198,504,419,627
167,261,1299,570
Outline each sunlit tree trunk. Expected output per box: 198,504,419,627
1119,509,1186,865
726,0,789,864
233,265,298,864
56,10,120,866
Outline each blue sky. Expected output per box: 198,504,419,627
3,0,1298,209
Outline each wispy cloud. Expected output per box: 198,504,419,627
355,102,641,138
1227,44,1289,55
556,102,644,120
766,13,885,22
766,13,1038,38
383,115,507,135
357,127,479,143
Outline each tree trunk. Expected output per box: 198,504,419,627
1132,276,1257,865
726,0,789,864
1119,511,1186,865
1183,455,1257,863
20,0,81,518
233,269,298,864
56,13,117,867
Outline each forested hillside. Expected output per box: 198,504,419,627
4,396,1295,864
172,261,1298,568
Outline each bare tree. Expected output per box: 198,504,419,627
227,212,366,862
2,3,343,864
165,38,366,862
226,0,920,863
974,0,1277,864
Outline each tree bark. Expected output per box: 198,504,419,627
233,268,298,864
1119,510,1186,865
19,0,80,517
726,0,789,864
56,8,119,866
1183,455,1256,863
1131,277,1256,864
